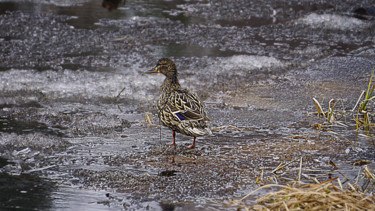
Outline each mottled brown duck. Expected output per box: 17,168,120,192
146,58,212,148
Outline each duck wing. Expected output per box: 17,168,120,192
167,89,210,122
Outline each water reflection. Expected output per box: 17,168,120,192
0,0,204,28
160,201,176,211
0,173,54,210
0,157,8,168
102,0,125,11
0,117,66,137
152,44,240,58
0,1,126,29
353,7,375,20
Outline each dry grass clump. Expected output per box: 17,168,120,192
231,162,375,211
244,180,375,211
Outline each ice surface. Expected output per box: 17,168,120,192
219,55,284,70
182,55,285,89
0,0,92,7
300,13,370,31
0,54,282,107
0,65,162,104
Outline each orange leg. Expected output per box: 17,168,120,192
168,130,177,146
188,137,196,149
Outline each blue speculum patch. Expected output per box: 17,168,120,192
175,112,186,120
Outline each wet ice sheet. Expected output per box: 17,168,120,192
0,54,286,108
212,55,284,71
299,13,371,30
51,187,124,210
0,0,91,7
0,67,161,108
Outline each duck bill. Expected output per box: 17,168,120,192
145,67,159,74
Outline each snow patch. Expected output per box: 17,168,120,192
300,13,369,31
222,55,283,70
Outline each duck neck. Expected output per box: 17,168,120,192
160,75,181,94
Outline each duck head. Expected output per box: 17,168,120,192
146,58,177,79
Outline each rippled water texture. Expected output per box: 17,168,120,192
1,0,375,210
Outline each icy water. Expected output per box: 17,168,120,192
1,0,375,210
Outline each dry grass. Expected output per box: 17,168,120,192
242,180,375,210
232,174,375,211
228,160,375,211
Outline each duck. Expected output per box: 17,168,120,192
146,58,212,148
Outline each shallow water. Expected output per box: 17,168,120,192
1,0,375,210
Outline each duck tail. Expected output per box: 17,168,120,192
187,127,212,136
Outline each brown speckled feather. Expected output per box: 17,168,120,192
148,58,212,138
157,88,211,137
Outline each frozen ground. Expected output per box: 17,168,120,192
1,0,375,210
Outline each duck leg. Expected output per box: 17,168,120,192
168,130,177,146
188,137,196,149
